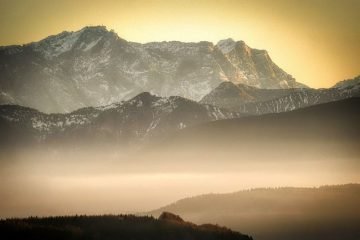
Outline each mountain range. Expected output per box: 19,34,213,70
0,92,240,148
1,25,358,139
1,77,359,149
0,26,305,113
1,25,360,240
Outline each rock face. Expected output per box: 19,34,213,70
0,26,305,113
0,92,240,147
216,38,306,89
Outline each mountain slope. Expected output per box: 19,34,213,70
146,98,360,165
0,92,240,147
0,26,305,113
200,81,293,109
150,184,360,240
201,76,360,114
0,212,253,240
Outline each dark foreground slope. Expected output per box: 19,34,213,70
146,98,360,167
151,184,360,240
0,212,252,240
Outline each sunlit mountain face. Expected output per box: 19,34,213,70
1,0,359,88
0,1,359,240
0,26,305,113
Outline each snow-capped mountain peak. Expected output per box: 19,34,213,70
31,26,119,59
32,30,83,58
0,26,307,113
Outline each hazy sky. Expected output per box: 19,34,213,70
0,0,359,88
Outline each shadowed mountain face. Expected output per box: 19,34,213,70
150,184,360,240
0,26,304,113
1,94,358,160
0,212,253,240
200,76,360,114
0,92,240,148
146,98,360,164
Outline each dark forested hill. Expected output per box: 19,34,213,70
0,212,252,240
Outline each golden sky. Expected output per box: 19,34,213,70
0,0,359,88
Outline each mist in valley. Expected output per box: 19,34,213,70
0,98,359,240
1,135,358,219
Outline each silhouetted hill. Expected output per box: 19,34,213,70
146,98,359,164
0,213,252,240
150,184,360,240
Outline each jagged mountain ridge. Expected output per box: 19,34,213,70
0,26,305,113
0,92,240,147
201,76,360,114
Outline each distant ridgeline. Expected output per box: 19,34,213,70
0,212,253,240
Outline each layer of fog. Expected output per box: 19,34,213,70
1,145,359,218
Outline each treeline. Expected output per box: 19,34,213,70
0,214,252,240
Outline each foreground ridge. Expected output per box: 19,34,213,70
0,212,253,240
